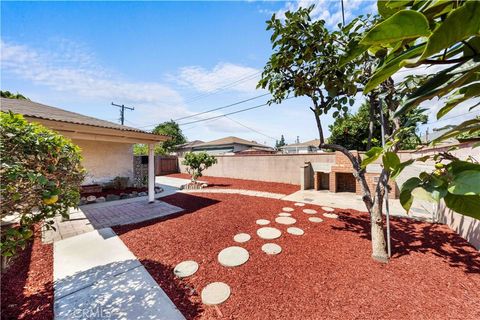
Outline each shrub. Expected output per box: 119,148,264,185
0,112,85,257
182,152,217,182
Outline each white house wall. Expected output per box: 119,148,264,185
73,139,134,185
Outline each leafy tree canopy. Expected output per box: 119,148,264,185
329,101,427,151
1,112,85,258
275,135,286,149
153,120,187,154
182,152,217,182
1,90,29,100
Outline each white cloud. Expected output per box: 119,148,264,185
176,62,262,94
1,39,185,109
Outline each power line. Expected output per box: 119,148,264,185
225,116,277,141
111,102,134,125
178,96,293,126
183,71,261,104
174,93,270,122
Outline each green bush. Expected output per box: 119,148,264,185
0,112,85,257
182,152,217,182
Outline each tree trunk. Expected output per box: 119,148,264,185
367,94,376,150
370,191,388,262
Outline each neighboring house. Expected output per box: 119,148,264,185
173,140,204,156
281,139,321,154
190,136,274,155
1,98,168,202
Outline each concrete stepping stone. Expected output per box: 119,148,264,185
256,219,270,225
262,243,282,255
323,213,339,219
287,227,304,236
218,246,249,267
201,282,231,305
294,202,305,207
278,212,291,217
275,216,297,225
173,260,199,278
303,209,317,214
233,233,251,243
256,227,282,240
282,207,294,212
322,206,335,212
309,217,323,223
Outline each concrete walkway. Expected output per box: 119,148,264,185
181,188,286,199
54,228,185,319
283,189,435,221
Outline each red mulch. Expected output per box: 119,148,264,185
114,192,480,320
164,173,299,194
1,229,53,320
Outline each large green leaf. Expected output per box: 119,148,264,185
412,186,440,203
448,170,480,195
360,10,430,45
444,193,480,219
437,82,480,119
364,43,425,93
382,151,400,171
397,58,480,115
448,160,480,175
339,39,370,67
432,118,480,144
361,146,383,169
399,176,422,211
420,1,480,59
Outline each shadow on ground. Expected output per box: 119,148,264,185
334,211,480,274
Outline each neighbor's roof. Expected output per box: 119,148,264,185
0,98,158,135
281,139,320,148
176,140,205,149
193,136,273,149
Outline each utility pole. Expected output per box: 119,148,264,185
111,102,134,125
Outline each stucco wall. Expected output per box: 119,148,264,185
179,153,336,185
73,139,133,185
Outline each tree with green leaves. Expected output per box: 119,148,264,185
182,152,217,183
275,135,286,149
1,90,28,100
329,99,427,151
343,0,480,220
133,120,187,156
1,112,85,262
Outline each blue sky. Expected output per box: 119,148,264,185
2,1,463,146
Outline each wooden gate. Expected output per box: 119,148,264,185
155,156,179,175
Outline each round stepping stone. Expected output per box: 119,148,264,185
256,219,270,225
173,260,199,278
282,207,294,212
218,246,249,267
278,212,291,217
303,209,317,214
287,227,304,236
233,233,251,243
262,243,282,255
294,202,305,207
323,213,339,219
201,282,231,305
257,227,282,240
309,217,324,223
322,206,335,212
275,216,297,225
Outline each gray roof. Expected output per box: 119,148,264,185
281,139,320,148
193,136,272,149
0,98,151,134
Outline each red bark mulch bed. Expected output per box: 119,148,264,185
114,192,480,320
1,229,53,320
164,173,300,194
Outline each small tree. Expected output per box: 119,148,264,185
1,112,85,259
182,152,217,183
153,120,187,154
275,135,286,149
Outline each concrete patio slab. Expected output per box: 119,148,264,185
54,228,184,319
82,199,183,229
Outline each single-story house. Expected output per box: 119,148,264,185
190,136,274,155
1,97,168,202
281,139,321,154
173,140,204,156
